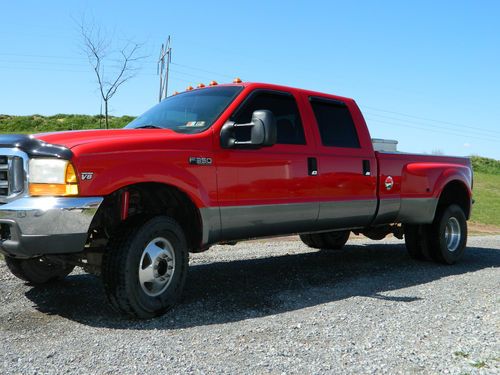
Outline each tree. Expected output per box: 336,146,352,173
80,20,145,129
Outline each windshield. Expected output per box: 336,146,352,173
125,86,242,134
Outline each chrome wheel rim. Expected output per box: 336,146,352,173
444,217,461,252
138,237,175,297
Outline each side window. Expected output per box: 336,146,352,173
310,98,360,148
232,92,306,145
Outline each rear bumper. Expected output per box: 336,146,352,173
0,197,103,258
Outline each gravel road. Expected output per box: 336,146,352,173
1,235,499,374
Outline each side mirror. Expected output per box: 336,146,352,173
220,110,277,149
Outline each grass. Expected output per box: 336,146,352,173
453,351,492,370
470,360,488,369
454,351,470,358
470,172,500,227
469,156,499,229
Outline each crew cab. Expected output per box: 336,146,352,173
0,82,473,318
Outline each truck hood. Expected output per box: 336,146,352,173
34,129,187,149
0,129,208,159
31,128,213,157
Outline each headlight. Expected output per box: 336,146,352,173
28,159,79,196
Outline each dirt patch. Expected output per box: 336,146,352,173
469,221,500,235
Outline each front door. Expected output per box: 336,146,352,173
216,90,319,241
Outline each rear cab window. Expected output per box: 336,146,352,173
309,97,360,148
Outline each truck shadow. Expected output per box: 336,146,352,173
24,243,500,330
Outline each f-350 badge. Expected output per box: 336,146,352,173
189,157,213,166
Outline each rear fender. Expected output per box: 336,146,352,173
398,163,472,224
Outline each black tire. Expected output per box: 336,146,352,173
4,256,74,284
428,204,467,264
404,224,434,261
300,231,350,250
102,215,189,319
299,233,325,249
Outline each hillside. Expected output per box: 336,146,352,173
469,157,500,230
0,114,134,133
471,172,500,226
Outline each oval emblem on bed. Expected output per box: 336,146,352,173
385,176,394,190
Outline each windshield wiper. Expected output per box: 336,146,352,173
134,125,163,129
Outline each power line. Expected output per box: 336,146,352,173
0,59,88,67
362,104,496,134
0,51,498,141
171,62,234,79
0,53,85,60
366,118,499,143
364,111,499,137
0,65,89,74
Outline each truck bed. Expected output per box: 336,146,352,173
375,151,472,225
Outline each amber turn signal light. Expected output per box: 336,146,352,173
29,162,79,196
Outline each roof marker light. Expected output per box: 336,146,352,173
233,77,242,83
197,83,205,88
209,80,218,86
186,86,194,91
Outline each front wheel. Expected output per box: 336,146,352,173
102,215,188,319
4,256,74,284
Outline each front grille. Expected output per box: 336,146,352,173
0,155,25,200
0,223,11,240
0,156,9,196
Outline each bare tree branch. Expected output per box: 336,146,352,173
79,18,146,128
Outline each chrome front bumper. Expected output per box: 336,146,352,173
0,197,103,258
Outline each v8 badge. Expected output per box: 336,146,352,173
384,176,394,191
81,172,94,181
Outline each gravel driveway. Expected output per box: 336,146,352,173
1,235,499,374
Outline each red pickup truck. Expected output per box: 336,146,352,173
0,82,473,318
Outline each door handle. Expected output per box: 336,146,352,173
308,157,318,176
362,160,371,176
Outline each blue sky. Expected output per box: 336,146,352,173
1,0,499,159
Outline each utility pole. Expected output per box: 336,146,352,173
157,36,172,102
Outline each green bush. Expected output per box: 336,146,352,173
0,114,136,133
471,156,500,175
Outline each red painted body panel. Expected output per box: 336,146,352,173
377,152,472,200
296,92,378,204
37,129,217,207
216,88,319,207
32,82,472,227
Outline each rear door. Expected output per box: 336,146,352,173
216,89,319,240
301,95,378,230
